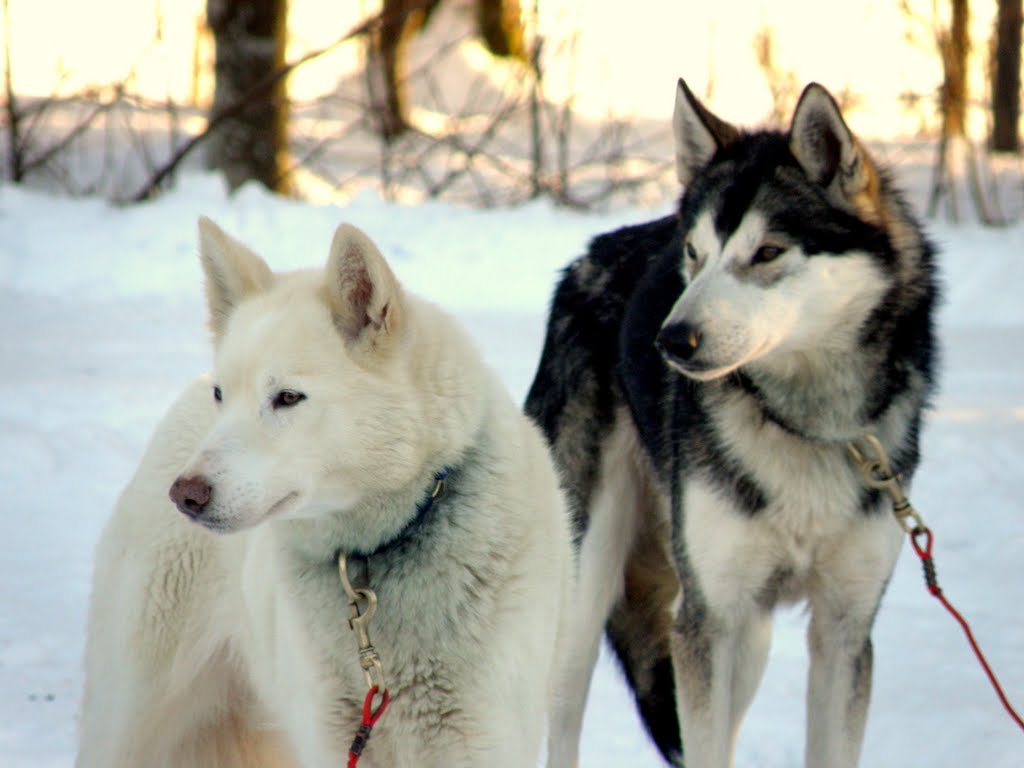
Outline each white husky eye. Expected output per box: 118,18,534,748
213,385,222,403
751,245,785,265
272,390,306,410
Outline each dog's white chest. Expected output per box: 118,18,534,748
682,419,882,612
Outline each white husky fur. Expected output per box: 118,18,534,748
76,219,573,768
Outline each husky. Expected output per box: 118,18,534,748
527,80,938,768
76,219,574,768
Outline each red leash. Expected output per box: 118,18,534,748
908,525,1024,732
848,436,1023,735
347,686,391,767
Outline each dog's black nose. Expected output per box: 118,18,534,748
656,322,702,361
169,475,212,518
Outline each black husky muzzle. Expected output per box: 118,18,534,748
656,321,702,365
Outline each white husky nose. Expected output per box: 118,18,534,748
656,322,702,362
169,475,213,519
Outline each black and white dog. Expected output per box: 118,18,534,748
527,80,938,768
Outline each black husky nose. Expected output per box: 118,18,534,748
169,475,213,518
656,322,702,362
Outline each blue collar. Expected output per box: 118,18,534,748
413,466,450,517
351,466,452,559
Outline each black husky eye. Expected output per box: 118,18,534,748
213,385,222,403
685,242,698,262
752,245,785,265
272,390,306,410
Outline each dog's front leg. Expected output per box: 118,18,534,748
805,519,901,768
805,624,873,768
672,487,777,768
670,598,772,768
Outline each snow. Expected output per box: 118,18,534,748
1,172,1022,767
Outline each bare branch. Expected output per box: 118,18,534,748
20,93,119,175
125,2,438,203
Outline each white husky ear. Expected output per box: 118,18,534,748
789,83,878,210
197,217,274,338
325,224,404,347
673,78,739,185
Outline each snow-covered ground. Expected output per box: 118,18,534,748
1,173,1022,766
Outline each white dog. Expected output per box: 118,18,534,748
76,219,573,768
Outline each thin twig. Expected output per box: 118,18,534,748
20,93,119,176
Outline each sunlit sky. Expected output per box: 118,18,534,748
1,0,1001,138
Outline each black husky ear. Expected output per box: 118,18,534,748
673,78,740,185
789,83,879,212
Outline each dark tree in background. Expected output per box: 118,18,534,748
368,0,525,141
925,0,1004,224
2,0,22,183
369,0,442,140
206,0,291,194
991,0,1021,151
475,0,525,58
941,0,970,140
926,0,998,222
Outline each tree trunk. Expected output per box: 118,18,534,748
366,0,524,141
367,0,441,141
476,0,525,60
928,0,969,219
928,0,1001,224
991,0,1021,152
205,0,291,194
2,0,23,182
942,0,970,139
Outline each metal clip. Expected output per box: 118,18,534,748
847,434,927,534
338,553,387,691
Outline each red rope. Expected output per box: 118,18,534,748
347,686,391,767
909,527,1024,732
